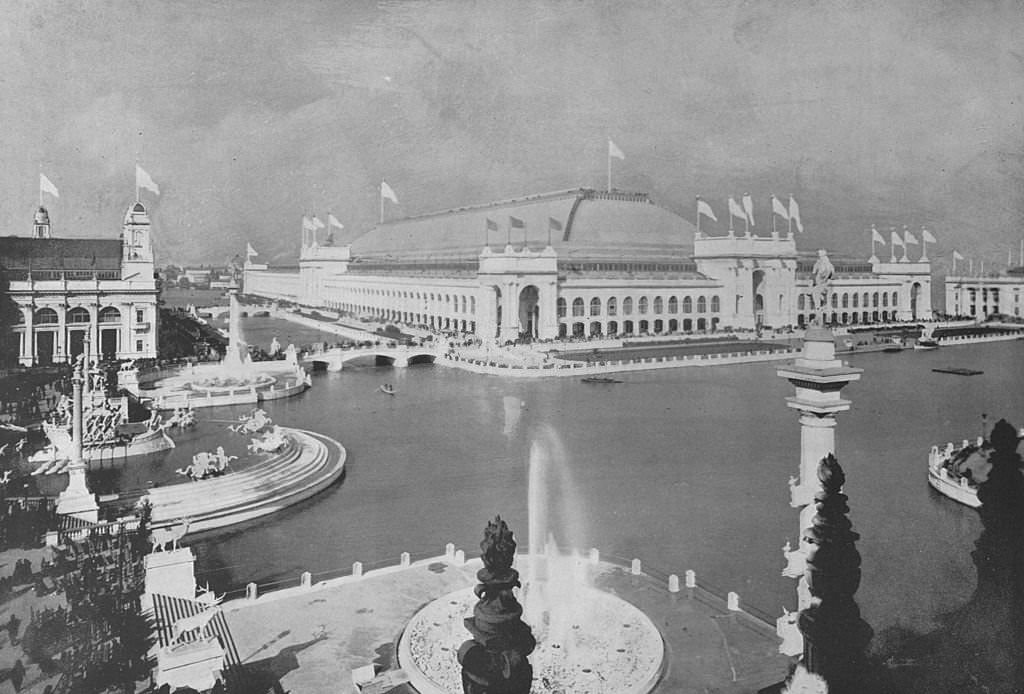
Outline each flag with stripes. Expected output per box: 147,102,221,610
742,193,755,226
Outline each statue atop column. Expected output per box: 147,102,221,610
810,249,834,326
458,516,536,694
797,454,872,694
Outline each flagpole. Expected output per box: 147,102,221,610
787,197,792,237
380,185,384,225
607,152,612,192
772,201,777,237
485,221,489,249
952,253,956,275
695,198,701,235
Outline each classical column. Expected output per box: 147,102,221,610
56,356,99,523
20,306,33,366
775,326,862,655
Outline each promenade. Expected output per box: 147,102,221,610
222,552,790,694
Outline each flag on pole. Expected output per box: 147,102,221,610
697,198,717,222
922,228,937,244
39,173,60,199
509,216,525,229
486,218,498,232
728,197,746,223
904,228,919,245
788,196,804,233
742,193,755,226
890,231,905,247
952,250,964,260
312,216,326,229
380,180,398,203
302,216,316,232
328,213,344,229
136,165,160,195
548,217,563,232
771,195,789,220
246,243,258,257
608,140,625,160
871,226,886,245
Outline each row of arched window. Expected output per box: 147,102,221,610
558,295,721,319
15,306,122,325
330,287,477,317
796,290,899,311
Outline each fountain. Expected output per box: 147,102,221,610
129,284,312,410
398,426,665,693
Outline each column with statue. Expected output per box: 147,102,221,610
56,354,99,522
458,516,536,694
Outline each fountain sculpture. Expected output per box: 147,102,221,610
398,428,665,694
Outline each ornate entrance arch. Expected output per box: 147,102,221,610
518,285,540,340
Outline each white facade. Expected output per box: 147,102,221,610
945,273,1024,318
5,204,159,366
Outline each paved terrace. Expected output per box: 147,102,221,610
222,551,790,693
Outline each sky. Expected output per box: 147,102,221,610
1,0,1022,268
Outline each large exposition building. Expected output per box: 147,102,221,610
945,267,1024,319
244,188,934,341
0,203,159,365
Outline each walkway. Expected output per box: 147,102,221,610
222,553,790,694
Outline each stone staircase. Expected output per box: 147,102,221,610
145,427,345,533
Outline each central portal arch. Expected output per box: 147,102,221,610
519,285,540,340
752,269,766,328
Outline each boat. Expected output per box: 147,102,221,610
379,384,396,395
914,339,940,351
882,345,904,353
581,376,623,384
932,367,983,376
927,441,982,508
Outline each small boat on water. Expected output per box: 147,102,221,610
581,376,623,384
932,367,983,376
914,339,940,351
927,441,982,508
379,384,396,395
882,345,904,353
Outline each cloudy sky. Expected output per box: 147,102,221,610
2,0,1021,267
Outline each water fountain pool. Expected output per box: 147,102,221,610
398,427,666,693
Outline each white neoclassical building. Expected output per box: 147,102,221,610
244,188,934,342
945,268,1024,319
1,203,159,365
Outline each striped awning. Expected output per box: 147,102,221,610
151,593,242,673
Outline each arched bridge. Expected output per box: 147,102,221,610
300,345,441,372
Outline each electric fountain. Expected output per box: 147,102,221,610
129,285,311,410
398,426,665,694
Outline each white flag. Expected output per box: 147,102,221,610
890,231,905,247
771,195,789,220
904,229,919,245
246,243,258,257
136,164,160,195
696,198,717,222
312,216,326,229
302,216,316,232
922,228,937,244
952,250,964,260
39,173,60,199
328,213,344,229
871,226,886,245
728,197,746,222
608,139,625,160
742,193,755,226
788,196,804,233
380,180,398,203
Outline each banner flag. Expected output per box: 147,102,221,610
246,243,258,257
509,216,525,229
872,226,886,244
608,139,625,160
922,228,937,244
742,193,755,226
788,196,804,233
890,231,905,247
904,229,919,245
312,216,326,229
728,197,746,222
771,195,789,220
697,198,717,221
380,180,398,203
40,173,60,198
548,217,563,231
952,250,964,260
328,213,344,229
136,165,160,195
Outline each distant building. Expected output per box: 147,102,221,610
0,203,159,365
245,188,934,341
182,269,211,289
945,268,1024,319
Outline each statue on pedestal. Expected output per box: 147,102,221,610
458,516,536,694
810,249,834,325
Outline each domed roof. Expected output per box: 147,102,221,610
349,189,695,261
123,201,150,225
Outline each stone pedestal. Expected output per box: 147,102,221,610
56,464,99,523
155,637,225,692
143,547,197,611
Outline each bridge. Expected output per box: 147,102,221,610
300,344,441,371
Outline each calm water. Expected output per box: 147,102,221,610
153,325,1023,639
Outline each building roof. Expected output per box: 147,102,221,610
350,188,696,261
0,237,122,273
